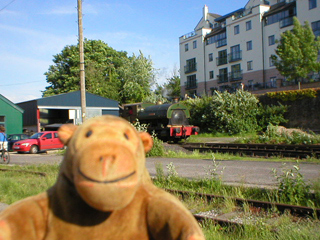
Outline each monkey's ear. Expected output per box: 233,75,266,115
58,124,78,145
139,132,153,153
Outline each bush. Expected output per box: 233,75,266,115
257,103,288,131
184,90,260,135
267,89,317,101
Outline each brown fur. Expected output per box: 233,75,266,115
0,115,205,240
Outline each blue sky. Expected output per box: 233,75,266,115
0,0,248,103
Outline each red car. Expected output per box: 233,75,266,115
13,131,64,154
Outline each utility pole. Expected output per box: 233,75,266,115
77,0,86,123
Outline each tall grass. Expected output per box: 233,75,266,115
0,164,59,204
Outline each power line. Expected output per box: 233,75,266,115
0,80,44,87
0,0,16,12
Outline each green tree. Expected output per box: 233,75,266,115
43,39,126,101
271,17,320,82
43,39,155,104
118,51,155,103
166,75,181,99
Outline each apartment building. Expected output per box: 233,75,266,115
179,0,320,97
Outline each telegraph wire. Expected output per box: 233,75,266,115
0,80,44,87
0,0,16,12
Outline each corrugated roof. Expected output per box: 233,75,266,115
22,91,118,108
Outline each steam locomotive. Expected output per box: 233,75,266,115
122,102,199,142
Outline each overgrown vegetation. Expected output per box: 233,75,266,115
132,120,165,157
237,124,320,145
184,90,287,135
153,161,320,239
0,159,319,239
153,160,320,208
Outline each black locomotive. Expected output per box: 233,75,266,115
122,102,199,142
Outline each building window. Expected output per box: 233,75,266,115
217,49,228,65
269,57,275,67
206,31,227,47
268,35,275,45
209,71,214,79
265,7,296,26
246,21,252,31
186,74,197,89
309,0,317,9
193,40,197,49
229,44,242,62
185,58,196,73
185,43,189,52
208,53,213,62
312,20,320,37
230,64,242,81
218,68,228,83
247,61,253,71
234,25,240,35
246,41,252,51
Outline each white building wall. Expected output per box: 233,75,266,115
179,0,320,96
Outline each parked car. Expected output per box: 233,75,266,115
7,134,29,151
13,131,64,154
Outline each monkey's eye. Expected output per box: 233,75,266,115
124,133,129,140
86,130,93,138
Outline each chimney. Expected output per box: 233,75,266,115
203,5,208,21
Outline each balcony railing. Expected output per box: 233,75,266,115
229,70,243,81
245,81,278,91
280,17,293,28
228,51,242,62
216,38,227,48
184,81,198,90
182,31,197,40
217,74,229,83
184,63,197,74
216,56,228,66
281,74,320,87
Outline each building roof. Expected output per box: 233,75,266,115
208,13,222,19
263,1,295,17
214,8,245,22
205,27,226,39
18,91,119,108
0,94,24,113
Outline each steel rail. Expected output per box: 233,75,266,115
166,189,320,218
181,142,320,158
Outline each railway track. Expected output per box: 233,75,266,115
181,142,320,158
165,188,320,227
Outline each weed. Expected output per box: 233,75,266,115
272,163,311,205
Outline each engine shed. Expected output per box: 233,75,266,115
17,91,119,133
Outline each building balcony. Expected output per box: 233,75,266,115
184,81,198,90
182,31,197,40
217,74,229,83
184,63,197,74
280,16,294,28
216,56,228,66
228,51,242,62
229,70,243,81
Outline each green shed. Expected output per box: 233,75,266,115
0,94,24,135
